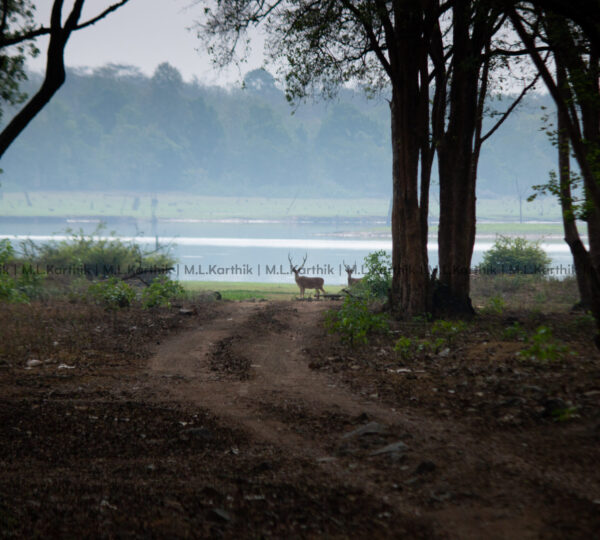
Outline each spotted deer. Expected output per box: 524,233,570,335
288,253,326,299
343,261,362,287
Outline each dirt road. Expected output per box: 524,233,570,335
146,301,600,539
1,299,598,538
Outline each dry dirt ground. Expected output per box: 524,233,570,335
1,299,599,538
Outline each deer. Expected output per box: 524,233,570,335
343,261,362,287
288,253,326,299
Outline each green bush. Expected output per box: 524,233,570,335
88,278,136,309
484,294,506,314
142,276,185,308
325,296,389,346
361,250,392,299
502,321,527,341
20,225,175,278
517,325,571,362
0,239,44,303
431,319,468,346
479,236,551,275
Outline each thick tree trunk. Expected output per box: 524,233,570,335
435,1,479,317
389,23,430,317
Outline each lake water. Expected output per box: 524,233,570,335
0,217,576,284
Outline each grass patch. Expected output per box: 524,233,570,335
0,192,388,220
471,274,579,312
183,281,345,301
0,191,567,222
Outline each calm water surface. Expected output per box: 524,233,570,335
0,217,575,284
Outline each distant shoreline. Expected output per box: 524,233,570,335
0,190,562,221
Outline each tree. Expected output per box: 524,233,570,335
199,0,537,317
0,0,131,159
0,0,39,121
201,0,443,315
509,3,600,347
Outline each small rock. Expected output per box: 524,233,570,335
209,508,232,522
522,385,543,393
583,390,600,398
438,348,451,358
342,422,387,440
244,494,266,501
370,440,408,456
100,499,117,511
26,359,42,368
164,498,185,512
430,491,452,503
58,363,75,370
179,308,195,316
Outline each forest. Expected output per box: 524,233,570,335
0,64,555,198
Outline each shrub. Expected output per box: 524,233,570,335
88,278,136,309
361,250,392,299
19,225,175,279
502,321,527,341
431,319,467,346
141,275,185,308
0,239,44,303
325,296,389,346
517,325,572,362
479,236,551,275
394,336,416,360
484,294,506,314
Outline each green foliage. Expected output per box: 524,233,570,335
551,406,579,422
480,236,551,275
485,294,506,314
502,322,527,341
361,250,392,299
0,239,15,265
19,225,175,278
529,170,592,221
431,320,467,346
394,336,416,360
517,325,572,362
0,239,43,302
141,276,185,309
88,278,136,309
325,296,389,346
0,0,39,121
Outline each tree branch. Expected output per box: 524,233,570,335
479,70,542,144
0,0,131,49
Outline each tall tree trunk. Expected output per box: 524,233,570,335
556,64,594,308
389,10,430,317
435,1,480,317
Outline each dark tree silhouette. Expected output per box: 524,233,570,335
0,0,130,159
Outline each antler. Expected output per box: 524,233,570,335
288,252,294,270
343,260,356,272
298,253,308,272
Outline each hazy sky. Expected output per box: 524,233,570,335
28,0,265,85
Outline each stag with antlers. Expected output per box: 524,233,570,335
288,254,326,299
343,261,363,287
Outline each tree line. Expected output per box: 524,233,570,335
0,63,554,197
